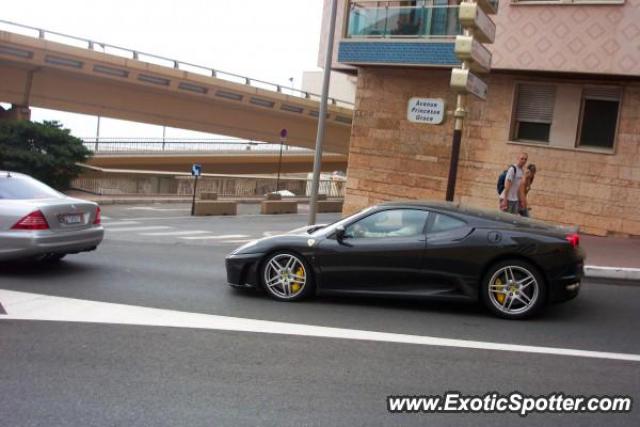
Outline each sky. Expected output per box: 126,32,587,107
1,0,325,139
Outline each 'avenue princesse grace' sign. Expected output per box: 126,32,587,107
407,98,445,125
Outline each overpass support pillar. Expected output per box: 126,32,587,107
0,104,32,121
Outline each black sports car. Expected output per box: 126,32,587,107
225,201,584,319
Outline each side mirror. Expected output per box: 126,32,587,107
335,225,346,242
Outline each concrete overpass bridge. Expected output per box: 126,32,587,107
0,20,353,154
83,138,348,174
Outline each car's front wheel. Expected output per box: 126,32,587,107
481,259,547,319
260,251,313,301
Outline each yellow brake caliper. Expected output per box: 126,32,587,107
495,278,506,304
290,267,304,293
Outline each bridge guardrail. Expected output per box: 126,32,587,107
82,138,316,154
0,19,354,110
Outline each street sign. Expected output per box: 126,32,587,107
476,0,499,15
454,35,492,73
407,98,445,125
450,69,488,101
191,163,202,177
459,3,496,44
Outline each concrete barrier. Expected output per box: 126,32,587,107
194,201,237,216
261,200,298,214
265,192,282,200
317,200,343,213
200,192,218,200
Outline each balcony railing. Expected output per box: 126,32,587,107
346,1,463,39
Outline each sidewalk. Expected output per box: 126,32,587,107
581,235,640,283
66,192,640,284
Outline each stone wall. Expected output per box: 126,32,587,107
344,67,640,236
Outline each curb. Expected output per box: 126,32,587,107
584,265,640,285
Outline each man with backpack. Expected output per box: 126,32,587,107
498,152,528,214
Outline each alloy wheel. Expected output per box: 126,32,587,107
487,265,539,316
263,253,308,300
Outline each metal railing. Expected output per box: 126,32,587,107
72,172,346,198
0,19,354,109
82,138,315,154
346,2,464,39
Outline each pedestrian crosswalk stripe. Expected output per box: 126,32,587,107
139,230,210,236
106,226,172,232
179,234,249,240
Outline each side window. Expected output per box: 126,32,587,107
430,213,466,234
345,209,429,239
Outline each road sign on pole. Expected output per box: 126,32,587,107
459,2,496,43
454,35,492,73
446,0,497,202
450,68,489,101
191,163,202,216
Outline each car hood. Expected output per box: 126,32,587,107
230,232,322,255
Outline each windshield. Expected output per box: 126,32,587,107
0,174,63,200
310,206,374,237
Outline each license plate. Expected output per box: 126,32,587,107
63,214,83,225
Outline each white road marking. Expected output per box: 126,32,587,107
139,230,210,237
102,221,140,227
222,239,254,244
180,234,249,240
101,215,112,220
0,290,638,363
105,226,172,232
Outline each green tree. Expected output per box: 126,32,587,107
0,120,91,190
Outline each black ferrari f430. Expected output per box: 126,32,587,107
226,201,584,319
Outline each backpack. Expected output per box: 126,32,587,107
496,165,516,195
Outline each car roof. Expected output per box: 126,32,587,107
378,200,462,212
376,200,573,234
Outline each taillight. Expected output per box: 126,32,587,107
93,206,101,225
566,233,580,248
11,210,50,230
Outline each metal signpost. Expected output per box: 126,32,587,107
446,0,497,202
275,128,287,193
309,0,338,225
190,163,202,216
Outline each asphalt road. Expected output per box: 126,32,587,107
1,204,638,426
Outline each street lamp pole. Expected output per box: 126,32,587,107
276,128,287,192
95,115,101,152
309,0,338,225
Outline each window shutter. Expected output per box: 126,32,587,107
516,84,556,124
583,87,621,101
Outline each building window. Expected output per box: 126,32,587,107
510,82,622,153
513,84,556,144
577,88,621,150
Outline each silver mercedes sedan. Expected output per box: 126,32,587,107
0,171,104,262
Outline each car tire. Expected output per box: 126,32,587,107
260,251,314,302
481,259,547,320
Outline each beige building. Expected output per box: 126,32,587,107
321,0,640,236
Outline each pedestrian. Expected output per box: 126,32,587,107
499,152,528,214
518,163,536,217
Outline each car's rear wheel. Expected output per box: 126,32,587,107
481,260,546,320
260,251,313,301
